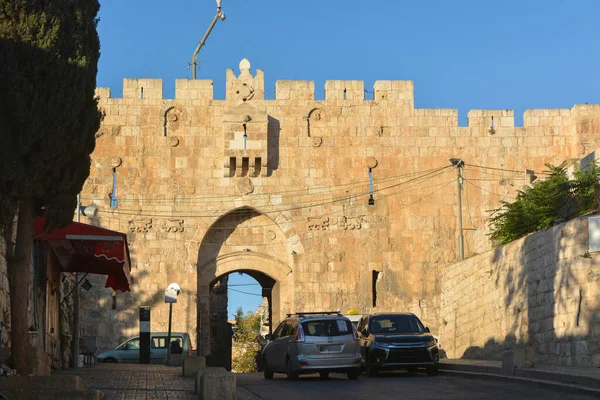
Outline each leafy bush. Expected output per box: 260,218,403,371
231,311,262,373
489,163,600,245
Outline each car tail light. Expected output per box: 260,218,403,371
188,349,192,356
296,325,305,342
352,325,359,340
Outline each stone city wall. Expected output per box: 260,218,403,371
440,214,600,367
78,59,600,354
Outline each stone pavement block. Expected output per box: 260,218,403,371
0,375,89,391
183,355,207,377
195,367,226,394
0,389,104,400
198,369,235,400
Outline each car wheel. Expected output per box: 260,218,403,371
347,369,360,380
426,366,439,376
263,358,274,380
319,371,329,380
286,358,298,381
104,358,118,363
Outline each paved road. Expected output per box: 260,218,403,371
58,365,598,400
237,371,597,400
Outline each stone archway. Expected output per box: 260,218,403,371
195,207,296,359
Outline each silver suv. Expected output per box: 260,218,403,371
261,312,361,380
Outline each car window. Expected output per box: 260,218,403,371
126,339,140,350
272,322,285,339
370,315,425,334
151,337,168,348
280,320,292,337
287,320,298,337
301,319,353,337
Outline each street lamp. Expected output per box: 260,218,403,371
165,283,181,365
191,0,226,79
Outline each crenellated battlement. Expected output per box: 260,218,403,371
94,58,600,134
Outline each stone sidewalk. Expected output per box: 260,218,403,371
55,364,196,400
440,359,600,396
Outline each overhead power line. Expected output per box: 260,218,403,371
100,166,454,218
228,287,264,297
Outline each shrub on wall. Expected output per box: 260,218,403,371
489,163,600,245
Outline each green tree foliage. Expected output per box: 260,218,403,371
489,163,600,245
232,312,262,373
0,0,101,231
0,0,101,374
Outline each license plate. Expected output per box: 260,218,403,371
319,345,341,352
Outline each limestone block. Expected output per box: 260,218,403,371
194,367,226,394
198,369,235,400
183,355,207,377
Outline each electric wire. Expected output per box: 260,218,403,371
99,166,454,218
228,287,264,297
103,168,454,233
104,170,452,239
79,166,450,204
465,163,550,175
106,173,457,248
467,180,515,200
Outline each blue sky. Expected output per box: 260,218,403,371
97,0,600,313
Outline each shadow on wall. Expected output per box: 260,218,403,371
267,116,280,174
459,216,600,367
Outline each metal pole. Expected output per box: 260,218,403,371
166,303,173,365
191,5,225,79
456,164,465,261
71,194,81,368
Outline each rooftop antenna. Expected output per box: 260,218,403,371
190,0,226,79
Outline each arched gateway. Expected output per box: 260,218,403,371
195,207,300,358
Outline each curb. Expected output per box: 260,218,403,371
439,368,600,397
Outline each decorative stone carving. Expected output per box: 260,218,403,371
307,217,329,231
168,136,180,147
311,215,366,231
128,218,152,233
160,103,188,137
308,108,327,123
365,157,378,169
161,219,184,233
338,216,366,230
235,82,255,102
95,125,121,139
110,157,122,168
266,230,276,240
236,177,254,195
312,137,323,147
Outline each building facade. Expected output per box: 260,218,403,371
79,58,600,357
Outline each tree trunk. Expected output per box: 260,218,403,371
8,198,35,375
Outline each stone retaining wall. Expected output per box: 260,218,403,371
440,215,600,367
